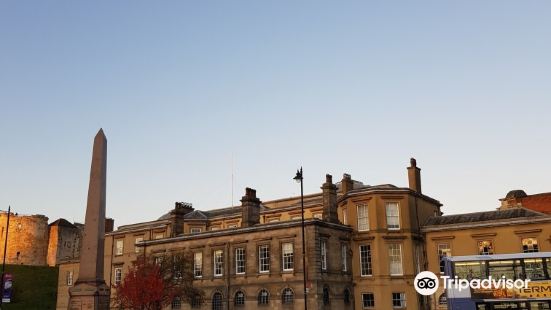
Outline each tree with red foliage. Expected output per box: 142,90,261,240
114,252,203,310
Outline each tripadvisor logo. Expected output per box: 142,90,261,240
414,271,531,296
414,271,439,296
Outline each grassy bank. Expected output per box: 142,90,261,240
1,264,58,310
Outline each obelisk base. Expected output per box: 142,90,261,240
68,281,110,310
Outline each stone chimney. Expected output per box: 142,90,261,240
105,218,114,233
407,157,422,193
341,173,354,194
171,202,194,236
241,187,261,227
321,174,338,223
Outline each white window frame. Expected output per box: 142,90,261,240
66,270,73,286
321,240,327,271
389,244,403,276
235,247,246,275
362,292,375,309
282,243,294,271
385,202,400,230
259,245,270,273
114,267,122,285
214,250,223,276
115,239,124,255
357,204,369,231
341,244,347,272
193,252,202,278
359,245,372,276
392,292,406,309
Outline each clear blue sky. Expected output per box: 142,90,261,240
1,1,550,227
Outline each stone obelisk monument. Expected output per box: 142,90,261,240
69,129,110,310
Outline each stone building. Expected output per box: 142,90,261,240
0,211,50,266
47,219,83,266
422,208,551,310
57,158,442,310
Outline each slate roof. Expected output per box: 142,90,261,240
49,218,77,228
183,210,208,220
424,208,547,226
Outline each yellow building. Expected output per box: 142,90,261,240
57,158,442,310
423,208,551,310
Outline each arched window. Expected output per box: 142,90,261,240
171,297,181,309
258,289,269,305
323,287,330,305
191,294,202,308
343,288,351,304
212,292,223,310
234,291,245,306
282,288,294,304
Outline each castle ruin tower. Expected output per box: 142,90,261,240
68,129,110,309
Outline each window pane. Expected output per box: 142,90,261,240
454,261,487,280
321,240,327,270
522,238,539,253
259,245,270,272
478,240,494,255
258,289,269,305
357,204,369,231
389,244,403,275
392,292,406,308
342,244,347,271
214,250,223,276
235,248,245,274
282,243,294,271
194,252,203,277
385,203,400,230
282,288,293,304
360,245,372,276
362,293,375,308
524,258,545,280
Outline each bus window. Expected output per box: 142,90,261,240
488,260,522,280
455,261,487,279
524,258,545,280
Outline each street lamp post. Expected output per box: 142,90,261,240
1,205,11,307
293,168,307,310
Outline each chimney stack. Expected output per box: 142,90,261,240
321,174,339,223
241,187,261,227
407,158,422,193
341,173,353,194
105,218,114,233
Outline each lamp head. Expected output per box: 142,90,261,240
293,168,303,183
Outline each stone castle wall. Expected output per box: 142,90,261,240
0,212,50,266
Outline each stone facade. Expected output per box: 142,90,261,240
47,219,83,266
0,211,50,266
57,159,444,310
423,208,551,310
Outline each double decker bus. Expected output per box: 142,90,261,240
444,252,551,310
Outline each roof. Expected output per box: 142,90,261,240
183,210,208,220
424,208,546,226
49,218,77,228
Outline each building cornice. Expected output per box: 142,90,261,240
422,217,551,233
140,219,352,247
